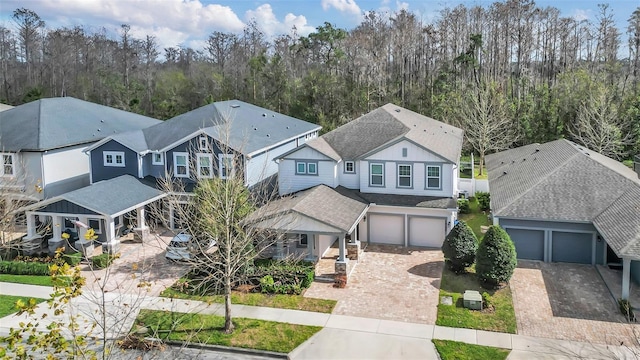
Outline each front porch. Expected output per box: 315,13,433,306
19,175,166,257
596,264,640,308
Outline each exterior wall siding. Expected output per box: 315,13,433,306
246,140,297,187
20,152,44,201
317,234,337,258
165,135,244,185
337,161,359,189
42,145,89,186
278,159,336,195
90,140,139,183
631,260,640,285
358,161,453,197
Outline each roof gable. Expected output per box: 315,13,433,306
0,97,161,152
317,104,463,162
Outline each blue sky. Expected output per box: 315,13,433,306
0,1,638,52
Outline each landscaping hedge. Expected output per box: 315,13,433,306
91,253,115,269
0,260,51,276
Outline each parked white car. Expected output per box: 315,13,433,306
165,231,216,260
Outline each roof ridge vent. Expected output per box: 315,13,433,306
395,109,401,112
231,104,240,108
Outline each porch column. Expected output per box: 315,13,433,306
134,207,150,242
337,234,347,262
52,216,63,241
106,219,116,242
136,207,147,229
25,212,37,238
77,216,89,242
622,257,631,300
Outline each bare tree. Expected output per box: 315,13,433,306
569,86,634,159
155,120,287,333
452,82,518,175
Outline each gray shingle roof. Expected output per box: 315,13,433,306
301,104,463,163
143,100,319,154
61,175,165,217
0,97,161,151
487,139,640,259
250,185,368,233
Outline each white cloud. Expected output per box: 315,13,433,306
321,0,361,16
245,4,315,38
572,9,591,22
1,0,245,50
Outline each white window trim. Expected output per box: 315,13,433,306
296,161,307,174
369,162,384,187
397,164,412,188
103,151,125,167
88,218,102,234
307,162,317,175
1,153,15,177
197,153,214,179
152,153,164,165
199,136,208,151
173,152,189,178
426,165,442,190
344,161,355,174
219,154,234,179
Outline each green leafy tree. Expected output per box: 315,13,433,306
475,226,517,288
441,221,478,273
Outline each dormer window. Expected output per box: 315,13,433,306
199,136,208,151
103,151,125,167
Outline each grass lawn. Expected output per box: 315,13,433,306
135,309,321,353
433,340,510,360
161,287,336,313
0,274,53,286
458,198,491,240
0,295,46,317
437,266,517,334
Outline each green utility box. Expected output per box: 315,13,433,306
463,290,483,310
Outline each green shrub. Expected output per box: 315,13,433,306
482,292,492,308
457,199,470,214
252,259,313,295
476,192,491,211
91,254,115,269
441,221,478,273
476,226,517,289
63,252,82,266
0,261,51,276
619,299,636,322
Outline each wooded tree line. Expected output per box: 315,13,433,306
2,1,639,160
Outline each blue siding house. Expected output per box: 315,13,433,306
486,139,640,300
85,100,321,228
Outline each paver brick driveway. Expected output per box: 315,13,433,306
511,261,640,346
304,244,444,324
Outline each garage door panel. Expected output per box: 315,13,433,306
506,228,544,261
369,214,404,245
552,231,592,264
409,217,445,247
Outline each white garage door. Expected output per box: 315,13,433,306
369,214,404,245
409,217,446,247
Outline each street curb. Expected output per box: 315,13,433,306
164,340,288,358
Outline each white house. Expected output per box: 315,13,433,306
253,104,464,276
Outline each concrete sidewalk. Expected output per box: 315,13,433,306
1,282,638,359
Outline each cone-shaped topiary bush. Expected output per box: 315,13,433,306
441,220,478,273
476,225,517,288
